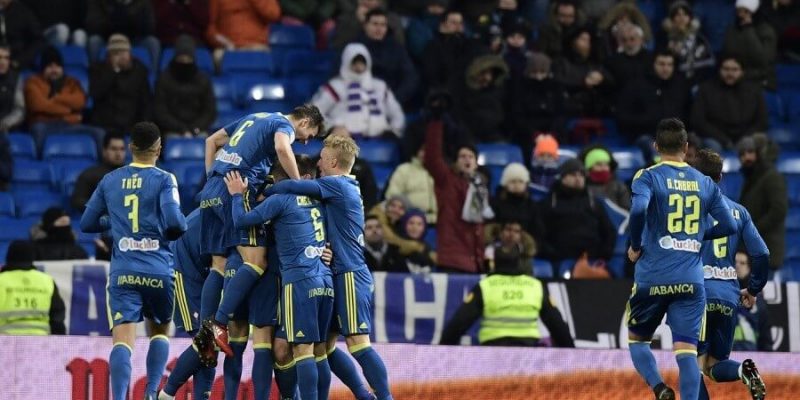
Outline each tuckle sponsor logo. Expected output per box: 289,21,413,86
118,237,160,252
305,245,325,259
658,236,701,253
215,149,243,166
703,265,738,280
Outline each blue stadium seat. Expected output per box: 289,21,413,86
785,208,800,231
285,76,322,104
212,76,238,111
0,217,37,241
358,139,400,167
292,138,323,157
14,190,62,218
610,147,645,170
220,51,274,76
532,258,553,278
132,46,153,70
722,152,741,173
164,137,205,161
269,24,315,50
213,111,242,131
783,90,800,122
424,227,436,250
486,166,504,193
281,50,333,77
241,81,291,113
42,133,97,161
59,45,89,69
8,133,37,160
0,192,14,217
477,143,524,167
693,0,735,52
777,64,800,89
0,240,8,264
558,147,579,161
12,160,55,193
54,159,95,196
787,175,800,206
777,152,800,174
771,125,800,150
373,165,394,194
65,67,90,92
785,232,800,261
164,160,204,188
160,47,214,74
719,172,743,201
765,91,786,124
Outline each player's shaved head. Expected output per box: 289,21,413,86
130,121,161,156
694,149,724,183
323,134,360,172
655,118,688,155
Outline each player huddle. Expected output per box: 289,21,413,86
81,105,393,400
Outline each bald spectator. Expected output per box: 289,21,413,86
152,0,209,46
722,0,778,89
0,0,45,69
331,0,404,49
206,0,280,61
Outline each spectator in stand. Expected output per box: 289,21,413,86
405,0,448,60
71,133,126,212
616,50,690,156
89,34,151,137
0,240,66,335
356,8,419,106
385,0,427,16
536,0,586,59
722,0,777,90
368,195,429,257
596,2,653,59
529,134,560,191
490,163,544,240
538,158,616,272
404,88,471,162
30,207,88,261
691,55,768,151
424,115,491,273
762,0,800,62
483,219,536,277
604,24,652,85
507,53,566,165
385,137,438,223
502,19,532,82
22,0,87,46
279,0,336,47
732,251,772,351
364,214,404,272
470,0,527,54
452,54,509,142
24,46,92,147
152,0,209,46
450,0,495,25
0,132,10,191
0,0,44,69
421,9,486,91
312,43,405,140
658,0,715,83
579,146,630,209
206,0,280,61
0,46,25,132
86,0,160,70
154,35,216,137
397,208,437,274
738,134,787,274
332,0,404,49
552,27,614,118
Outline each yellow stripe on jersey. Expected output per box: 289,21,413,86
105,281,113,331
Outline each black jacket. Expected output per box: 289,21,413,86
351,157,378,212
70,163,116,212
616,72,690,140
506,75,566,140
153,64,216,134
21,0,85,29
552,53,614,117
604,49,653,89
691,78,768,148
421,32,486,91
490,189,545,242
33,235,88,261
364,242,404,273
89,59,151,136
0,1,45,69
356,33,419,105
85,0,155,39
0,264,66,334
452,55,509,142
0,132,11,190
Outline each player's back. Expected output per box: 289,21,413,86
317,175,367,275
634,162,726,285
211,112,295,187
701,197,758,298
101,164,179,275
271,194,330,283
171,209,210,280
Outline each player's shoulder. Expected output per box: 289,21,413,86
726,197,751,219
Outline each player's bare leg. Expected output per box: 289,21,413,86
144,319,171,399
110,322,137,400
629,331,674,400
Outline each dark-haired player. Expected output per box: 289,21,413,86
693,149,768,400
80,122,188,400
626,118,735,400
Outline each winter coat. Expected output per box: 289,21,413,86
506,76,567,157
615,71,690,140
367,203,426,256
154,63,216,135
421,32,487,90
364,241,405,273
206,0,280,48
659,17,715,82
331,8,404,49
579,144,632,209
597,2,653,58
71,163,115,212
21,0,85,30
604,49,653,86
351,157,378,211
153,0,209,45
0,72,25,131
279,0,336,23
536,2,587,59
740,135,787,270
0,133,11,190
423,119,484,273
0,1,44,69
405,12,440,61
312,43,405,138
762,0,800,62
355,33,419,104
24,74,86,125
86,0,155,39
452,54,509,142
691,78,768,148
89,59,151,136
33,235,88,261
722,21,777,90
552,52,614,117
385,157,438,224
490,189,544,241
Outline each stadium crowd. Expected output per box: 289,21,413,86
0,0,797,285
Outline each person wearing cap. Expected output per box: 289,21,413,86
89,33,151,137
580,146,631,209
537,157,616,273
529,134,560,191
658,0,715,82
490,162,544,240
85,0,160,70
0,240,66,335
722,0,777,90
154,34,216,138
439,230,574,347
30,206,88,261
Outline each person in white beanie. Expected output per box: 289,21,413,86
490,163,544,241
722,0,777,89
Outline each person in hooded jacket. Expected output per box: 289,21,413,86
657,0,715,83
452,54,509,142
396,208,437,274
31,207,88,261
596,2,653,59
579,146,630,209
722,0,777,90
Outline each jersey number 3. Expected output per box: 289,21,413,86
667,194,700,235
125,194,139,233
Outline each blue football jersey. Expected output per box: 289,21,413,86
211,112,295,188
316,175,368,275
630,161,733,285
171,209,211,281
83,163,186,275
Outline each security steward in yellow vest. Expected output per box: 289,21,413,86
440,245,574,347
0,240,66,335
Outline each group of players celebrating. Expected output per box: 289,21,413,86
81,104,392,400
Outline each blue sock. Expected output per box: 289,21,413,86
146,335,169,394
317,357,332,400
193,366,215,400
215,263,262,325
200,269,225,320
223,340,247,400
295,357,318,400
253,346,274,400
328,347,372,400
274,361,298,399
709,359,741,383
699,375,710,400
164,344,204,395
629,342,663,388
353,346,393,400
109,343,132,400
676,352,701,400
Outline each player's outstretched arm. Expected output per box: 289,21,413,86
80,182,110,233
275,132,300,180
264,179,323,198
205,128,229,172
225,171,280,229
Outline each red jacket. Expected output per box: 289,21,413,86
423,119,483,273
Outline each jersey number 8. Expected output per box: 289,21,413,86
667,193,700,235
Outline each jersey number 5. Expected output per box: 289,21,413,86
229,120,254,147
667,194,700,234
310,208,325,241
125,194,139,233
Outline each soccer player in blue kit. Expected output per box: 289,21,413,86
626,119,736,400
693,149,768,400
198,105,323,359
225,154,334,400
80,122,188,400
266,134,392,400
